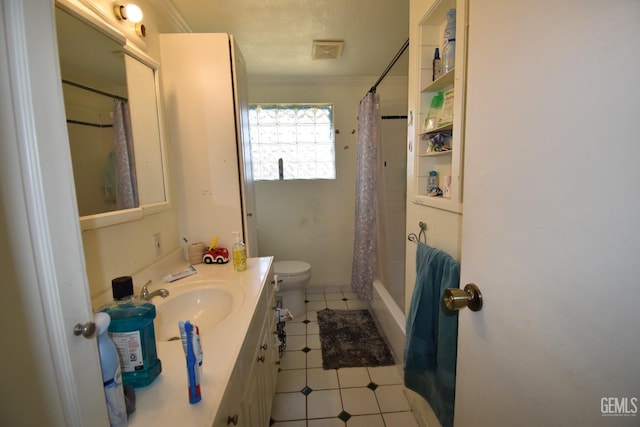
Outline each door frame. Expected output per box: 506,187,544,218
1,0,106,425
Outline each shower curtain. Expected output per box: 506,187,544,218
112,99,138,210
351,92,381,300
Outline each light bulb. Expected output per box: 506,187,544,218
114,4,143,23
125,4,143,23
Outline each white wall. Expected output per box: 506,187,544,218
249,76,407,288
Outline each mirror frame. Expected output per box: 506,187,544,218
56,0,171,231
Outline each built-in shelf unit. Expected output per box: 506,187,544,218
413,0,467,213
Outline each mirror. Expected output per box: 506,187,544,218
55,3,168,228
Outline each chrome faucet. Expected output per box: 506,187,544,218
139,280,170,301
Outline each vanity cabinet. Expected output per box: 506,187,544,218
213,275,278,426
413,0,468,213
213,368,243,426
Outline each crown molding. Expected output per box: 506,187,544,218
149,0,192,33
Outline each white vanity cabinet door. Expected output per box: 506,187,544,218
241,285,278,425
215,270,277,426
240,346,262,426
254,301,278,423
213,371,243,426
261,303,279,415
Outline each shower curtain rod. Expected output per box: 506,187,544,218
66,118,113,128
62,79,127,102
368,38,409,94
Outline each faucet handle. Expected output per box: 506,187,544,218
139,279,153,299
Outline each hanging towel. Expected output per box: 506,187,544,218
404,242,459,427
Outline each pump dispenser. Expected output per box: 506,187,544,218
232,231,247,272
100,276,162,388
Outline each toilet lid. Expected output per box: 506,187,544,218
273,260,311,277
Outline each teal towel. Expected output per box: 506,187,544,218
404,242,459,427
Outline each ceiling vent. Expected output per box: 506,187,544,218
312,40,344,60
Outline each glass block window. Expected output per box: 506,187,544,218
249,104,336,180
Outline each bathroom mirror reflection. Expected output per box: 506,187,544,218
55,5,167,221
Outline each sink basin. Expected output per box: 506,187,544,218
153,281,244,341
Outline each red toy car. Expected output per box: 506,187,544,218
202,237,230,264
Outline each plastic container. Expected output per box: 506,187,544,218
424,91,444,132
442,9,456,73
100,276,162,388
232,231,247,272
95,312,127,427
428,170,439,194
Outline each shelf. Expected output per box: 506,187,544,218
413,195,462,214
412,0,466,214
419,150,452,157
421,69,454,93
420,123,453,136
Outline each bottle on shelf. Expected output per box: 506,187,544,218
442,8,456,73
443,175,452,198
432,47,442,81
424,91,444,133
428,170,439,194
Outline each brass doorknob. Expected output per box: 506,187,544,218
443,283,483,311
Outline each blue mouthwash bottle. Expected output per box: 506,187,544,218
100,276,162,388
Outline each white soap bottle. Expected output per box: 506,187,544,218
95,312,127,427
232,231,247,272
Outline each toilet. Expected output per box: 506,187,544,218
273,260,311,317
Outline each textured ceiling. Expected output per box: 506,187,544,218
168,0,409,78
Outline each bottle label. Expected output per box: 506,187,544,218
110,330,144,372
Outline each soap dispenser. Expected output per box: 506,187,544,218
232,231,247,272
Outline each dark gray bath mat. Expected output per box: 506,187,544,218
316,308,395,369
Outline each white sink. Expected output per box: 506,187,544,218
153,281,245,341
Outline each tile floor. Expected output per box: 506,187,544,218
270,286,420,427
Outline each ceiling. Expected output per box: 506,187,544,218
166,0,410,79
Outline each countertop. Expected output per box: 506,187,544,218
92,253,273,427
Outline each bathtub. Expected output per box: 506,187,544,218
370,279,406,363
370,279,441,426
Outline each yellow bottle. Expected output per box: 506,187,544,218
232,231,246,272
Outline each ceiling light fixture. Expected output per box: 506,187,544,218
114,4,143,24
135,23,146,37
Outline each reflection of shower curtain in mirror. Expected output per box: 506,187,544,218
112,99,138,210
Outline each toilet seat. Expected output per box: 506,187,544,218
273,260,311,277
